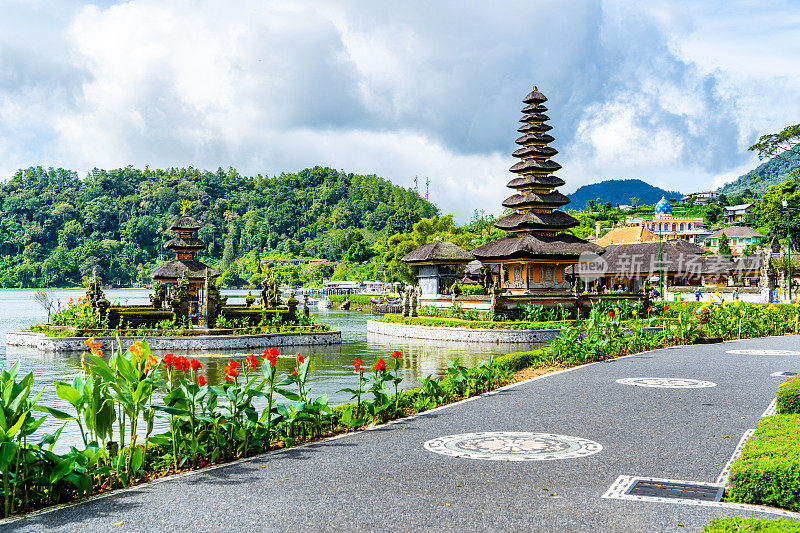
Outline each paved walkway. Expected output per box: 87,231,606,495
5,335,800,532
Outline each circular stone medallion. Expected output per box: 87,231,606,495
423,432,602,461
616,377,717,388
726,349,800,356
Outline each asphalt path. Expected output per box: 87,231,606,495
5,335,800,532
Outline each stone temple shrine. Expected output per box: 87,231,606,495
150,212,218,309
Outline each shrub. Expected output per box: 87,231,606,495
777,375,800,414
726,414,800,511
704,517,800,532
459,284,485,296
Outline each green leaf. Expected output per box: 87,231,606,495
0,442,17,470
50,457,76,483
33,404,75,420
89,355,115,381
131,446,143,472
275,387,300,401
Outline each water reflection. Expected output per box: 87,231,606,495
1,289,542,449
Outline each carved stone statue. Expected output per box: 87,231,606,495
85,267,110,323
286,291,299,323
411,287,419,317
150,282,168,309
302,293,310,319
260,266,282,308
205,273,227,328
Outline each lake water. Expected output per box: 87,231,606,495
0,289,540,449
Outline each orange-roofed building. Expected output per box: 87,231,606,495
595,225,660,247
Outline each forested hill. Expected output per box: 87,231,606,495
0,166,437,288
719,150,800,197
567,179,682,210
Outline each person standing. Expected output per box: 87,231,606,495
733,287,739,302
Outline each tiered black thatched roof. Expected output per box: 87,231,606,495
471,85,598,261
151,214,216,281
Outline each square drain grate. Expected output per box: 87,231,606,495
625,480,723,502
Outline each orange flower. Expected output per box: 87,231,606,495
373,358,386,372
84,338,94,347
144,353,158,373
297,353,305,364
129,341,144,360
391,350,402,359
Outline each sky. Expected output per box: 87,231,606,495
1,0,799,222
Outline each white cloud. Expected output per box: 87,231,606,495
0,0,799,221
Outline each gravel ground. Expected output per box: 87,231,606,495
4,335,800,532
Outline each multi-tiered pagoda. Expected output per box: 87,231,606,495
151,214,217,297
471,86,601,296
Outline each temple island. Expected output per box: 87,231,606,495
9,207,340,352
401,86,615,314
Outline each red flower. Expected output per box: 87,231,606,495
373,358,386,372
663,305,670,311
190,358,202,371
577,308,582,314
297,353,305,364
608,311,615,319
224,359,240,382
198,375,207,386
245,354,260,370
163,353,175,369
646,307,653,313
175,356,190,373
264,348,279,367
291,368,299,376
391,350,402,359
352,357,363,373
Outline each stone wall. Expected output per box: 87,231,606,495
6,330,341,352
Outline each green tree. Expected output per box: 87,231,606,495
750,123,800,174
718,234,732,257
384,215,477,284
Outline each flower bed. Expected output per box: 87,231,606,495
726,414,800,511
378,313,570,330
25,323,331,338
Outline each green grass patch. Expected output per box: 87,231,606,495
726,414,800,511
704,517,800,532
378,313,568,330
777,375,800,414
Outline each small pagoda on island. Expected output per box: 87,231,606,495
470,85,602,300
150,204,218,307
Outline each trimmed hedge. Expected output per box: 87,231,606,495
726,414,800,511
704,517,800,532
777,375,800,414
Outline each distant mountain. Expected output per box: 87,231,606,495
566,179,682,211
719,150,800,197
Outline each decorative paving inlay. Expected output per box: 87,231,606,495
726,349,800,356
616,377,717,389
423,432,602,461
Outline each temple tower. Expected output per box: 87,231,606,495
471,85,601,296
